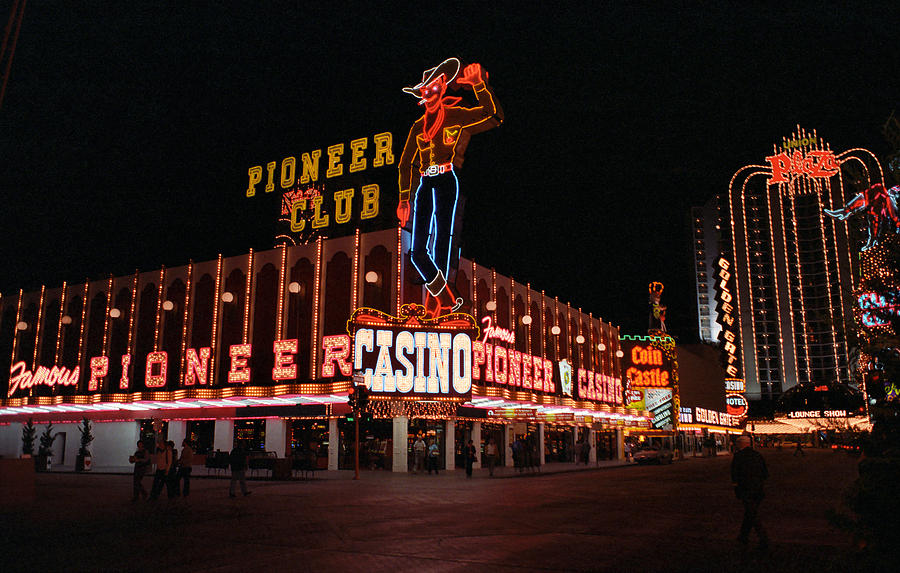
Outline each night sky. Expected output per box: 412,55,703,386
1,3,897,340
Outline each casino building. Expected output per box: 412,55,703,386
692,127,884,414
0,227,651,473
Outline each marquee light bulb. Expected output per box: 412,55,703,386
61,315,73,325
550,325,561,335
597,343,606,351
16,321,28,331
576,335,585,344
616,350,624,358
288,281,302,294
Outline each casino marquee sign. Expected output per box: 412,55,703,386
348,303,480,401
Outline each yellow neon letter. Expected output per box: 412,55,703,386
372,132,394,167
334,189,355,224
300,150,321,184
265,161,276,193
246,166,262,197
326,143,344,178
311,195,330,229
290,199,307,232
280,157,296,189
360,183,379,220
349,137,368,173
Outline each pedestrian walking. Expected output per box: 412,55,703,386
148,438,173,500
166,440,180,497
465,439,477,478
484,437,498,477
794,440,805,457
581,437,591,465
731,435,769,550
624,441,633,463
512,437,524,472
413,435,426,474
229,443,251,497
129,440,151,501
178,439,194,497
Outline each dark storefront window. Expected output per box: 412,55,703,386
544,425,574,462
234,419,265,452
290,419,329,469
186,420,214,454
338,417,392,470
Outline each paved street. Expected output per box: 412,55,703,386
0,449,872,572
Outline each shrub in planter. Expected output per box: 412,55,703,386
37,423,56,472
21,418,36,458
76,417,94,471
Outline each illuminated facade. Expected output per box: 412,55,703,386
694,127,884,410
0,228,648,472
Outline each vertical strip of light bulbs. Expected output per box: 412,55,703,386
540,290,546,361
352,228,361,308
823,173,850,381
278,245,287,339
788,191,812,384
154,268,165,351
510,278,516,338
55,282,67,365
554,297,560,360
814,181,841,385
491,268,497,323
181,261,193,385
102,276,113,357
211,254,223,384
11,290,22,378
127,271,138,386
762,169,786,399
775,173,799,391
311,238,322,379
526,284,532,356
471,262,478,320
32,285,45,372
395,227,402,315
243,249,253,344
738,174,759,396
77,282,89,371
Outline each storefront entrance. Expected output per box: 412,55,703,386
290,419,329,469
408,419,445,472
481,422,505,467
596,429,617,460
338,417,392,470
544,425,574,463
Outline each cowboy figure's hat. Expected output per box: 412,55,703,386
402,57,461,97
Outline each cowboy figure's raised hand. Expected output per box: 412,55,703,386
456,63,485,86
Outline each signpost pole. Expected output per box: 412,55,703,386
354,415,360,480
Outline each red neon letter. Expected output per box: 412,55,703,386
321,335,352,377
184,347,211,386
145,351,167,388
228,344,252,384
273,339,299,381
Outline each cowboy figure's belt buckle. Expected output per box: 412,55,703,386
424,164,449,176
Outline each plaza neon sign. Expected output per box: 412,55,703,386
765,149,839,184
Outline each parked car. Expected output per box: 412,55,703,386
633,445,674,465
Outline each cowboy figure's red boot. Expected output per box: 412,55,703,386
425,272,463,318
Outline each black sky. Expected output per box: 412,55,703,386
1,3,898,339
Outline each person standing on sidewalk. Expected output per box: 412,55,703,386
794,440,805,457
148,438,172,501
731,435,769,550
413,435,426,474
129,440,151,501
229,443,251,497
178,439,194,497
427,439,440,474
484,437,498,477
465,439,477,478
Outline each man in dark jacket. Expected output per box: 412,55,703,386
229,443,251,497
731,435,769,549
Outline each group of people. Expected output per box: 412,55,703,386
412,436,441,474
129,437,194,501
511,435,540,472
130,438,252,500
